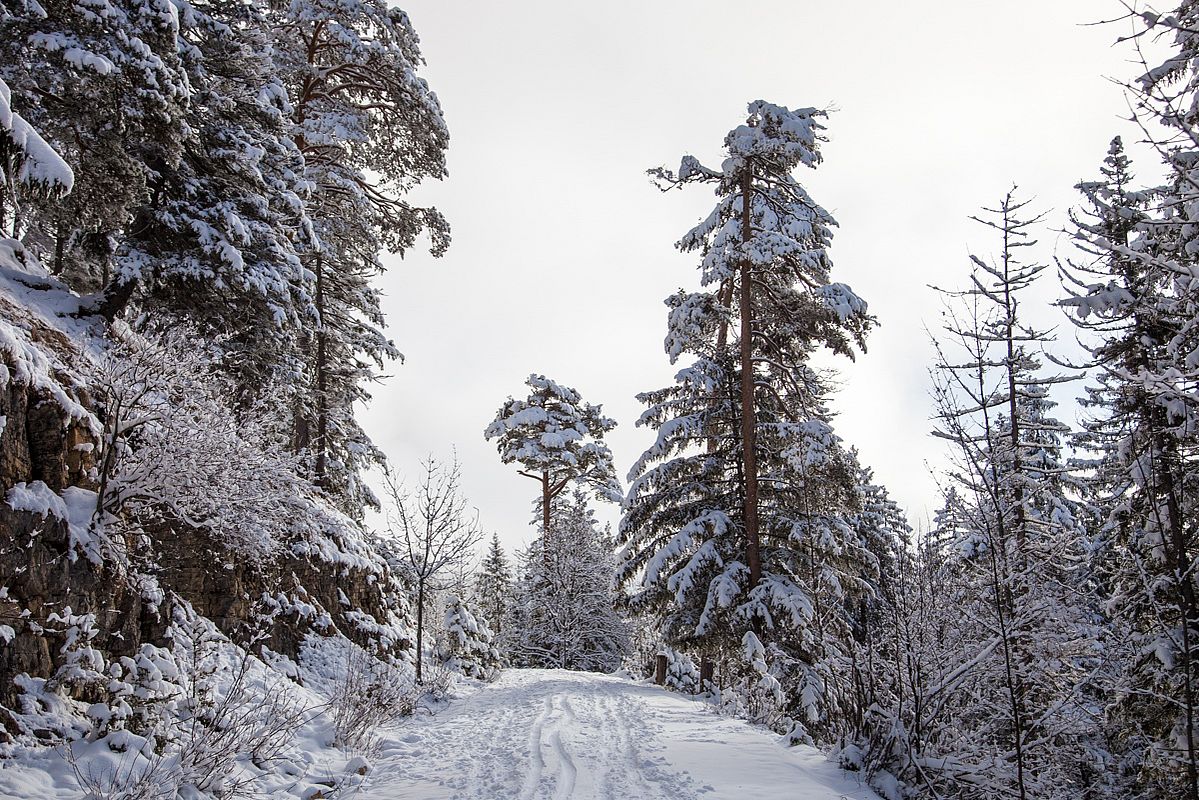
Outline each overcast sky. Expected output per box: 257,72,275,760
362,1,1160,557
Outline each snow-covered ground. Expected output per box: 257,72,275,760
362,668,879,800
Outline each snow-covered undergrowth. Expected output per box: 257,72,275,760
0,615,463,800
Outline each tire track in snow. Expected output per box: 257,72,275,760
361,670,723,800
550,729,577,800
559,695,577,722
519,694,553,800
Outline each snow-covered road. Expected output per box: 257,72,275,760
362,668,879,800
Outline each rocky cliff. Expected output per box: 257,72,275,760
0,238,413,742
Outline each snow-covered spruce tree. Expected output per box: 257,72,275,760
0,0,186,289
1062,125,1199,796
485,374,622,548
115,0,317,403
271,0,449,516
439,594,501,681
921,192,1100,799
505,490,630,672
619,101,879,743
474,532,513,641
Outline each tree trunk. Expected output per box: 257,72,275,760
415,578,426,683
92,275,138,322
655,654,667,686
739,166,762,590
53,216,65,275
542,470,552,566
1000,200,1026,552
314,253,328,487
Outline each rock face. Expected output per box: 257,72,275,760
0,314,120,718
0,280,412,735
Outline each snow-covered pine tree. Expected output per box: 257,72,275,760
440,594,501,681
619,101,878,742
485,374,622,547
271,0,449,516
1063,125,1199,798
505,490,629,672
114,0,319,408
474,533,512,641
0,0,186,288
923,191,1100,799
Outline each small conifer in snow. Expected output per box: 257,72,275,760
440,595,501,681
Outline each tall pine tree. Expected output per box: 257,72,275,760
485,374,622,547
272,0,449,515
620,101,880,741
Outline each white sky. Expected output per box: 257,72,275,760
363,0,1161,557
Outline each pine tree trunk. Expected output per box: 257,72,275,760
542,470,552,566
739,167,762,590
314,253,328,487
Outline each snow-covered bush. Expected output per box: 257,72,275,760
4,602,313,799
92,325,308,560
656,646,700,693
438,595,501,681
329,645,418,750
716,634,787,734
58,654,310,800
8,608,180,750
